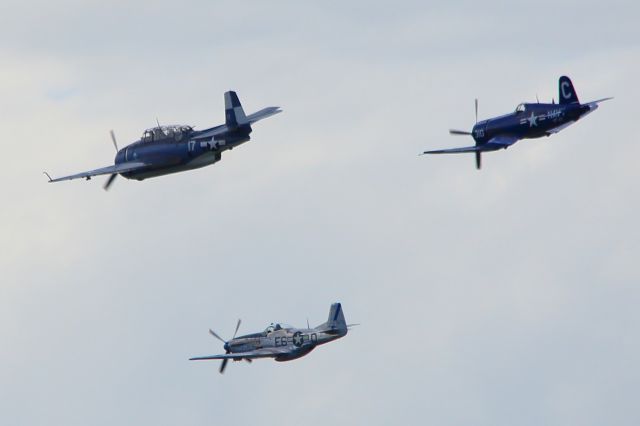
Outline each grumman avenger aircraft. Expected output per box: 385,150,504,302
422,76,612,169
190,303,355,374
44,91,281,190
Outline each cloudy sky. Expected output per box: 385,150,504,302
1,1,639,425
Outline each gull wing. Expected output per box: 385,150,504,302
423,135,519,155
423,146,482,154
547,121,576,135
45,161,148,183
485,135,519,148
189,348,289,361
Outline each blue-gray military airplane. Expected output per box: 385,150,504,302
422,76,611,169
44,91,281,189
190,303,353,374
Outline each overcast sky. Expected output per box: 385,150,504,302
1,1,639,425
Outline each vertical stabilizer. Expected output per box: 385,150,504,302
317,303,347,334
559,76,580,104
224,91,249,128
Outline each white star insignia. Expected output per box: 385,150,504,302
527,112,538,127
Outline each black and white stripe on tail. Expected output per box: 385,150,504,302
224,91,249,129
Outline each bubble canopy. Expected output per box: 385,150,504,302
264,323,294,333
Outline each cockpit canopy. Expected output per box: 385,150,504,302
141,125,193,143
264,323,293,334
515,103,526,113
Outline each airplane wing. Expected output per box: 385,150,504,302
423,146,481,154
546,121,576,135
485,135,519,148
423,135,519,155
45,161,149,183
245,107,282,124
189,348,289,361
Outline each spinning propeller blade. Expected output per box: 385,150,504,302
208,329,225,344
110,130,118,151
449,129,472,136
209,320,242,374
475,152,482,170
219,358,228,374
475,98,478,124
449,99,479,136
103,131,119,191
232,319,241,339
103,174,117,191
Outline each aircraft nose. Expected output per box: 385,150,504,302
224,342,230,352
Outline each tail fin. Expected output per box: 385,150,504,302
317,303,347,334
559,76,579,104
224,91,249,129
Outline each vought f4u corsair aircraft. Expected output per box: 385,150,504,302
190,303,354,374
422,76,611,169
45,91,281,189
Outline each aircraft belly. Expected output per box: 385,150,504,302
123,152,221,180
274,346,315,362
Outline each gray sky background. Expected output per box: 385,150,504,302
1,1,639,425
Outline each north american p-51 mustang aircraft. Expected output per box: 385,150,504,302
190,303,354,374
44,91,281,189
422,76,611,169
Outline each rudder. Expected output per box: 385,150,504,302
224,91,249,128
323,303,347,332
559,76,579,104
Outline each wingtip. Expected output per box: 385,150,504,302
43,171,53,182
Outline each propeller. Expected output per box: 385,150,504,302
448,99,482,170
103,173,117,190
103,131,121,190
475,98,478,124
449,98,478,136
209,319,242,374
110,130,118,151
449,129,472,136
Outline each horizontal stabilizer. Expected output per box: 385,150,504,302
587,97,614,105
193,105,281,142
584,97,613,112
245,106,282,124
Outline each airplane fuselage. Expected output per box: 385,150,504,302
471,101,595,150
227,327,346,362
114,125,252,180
